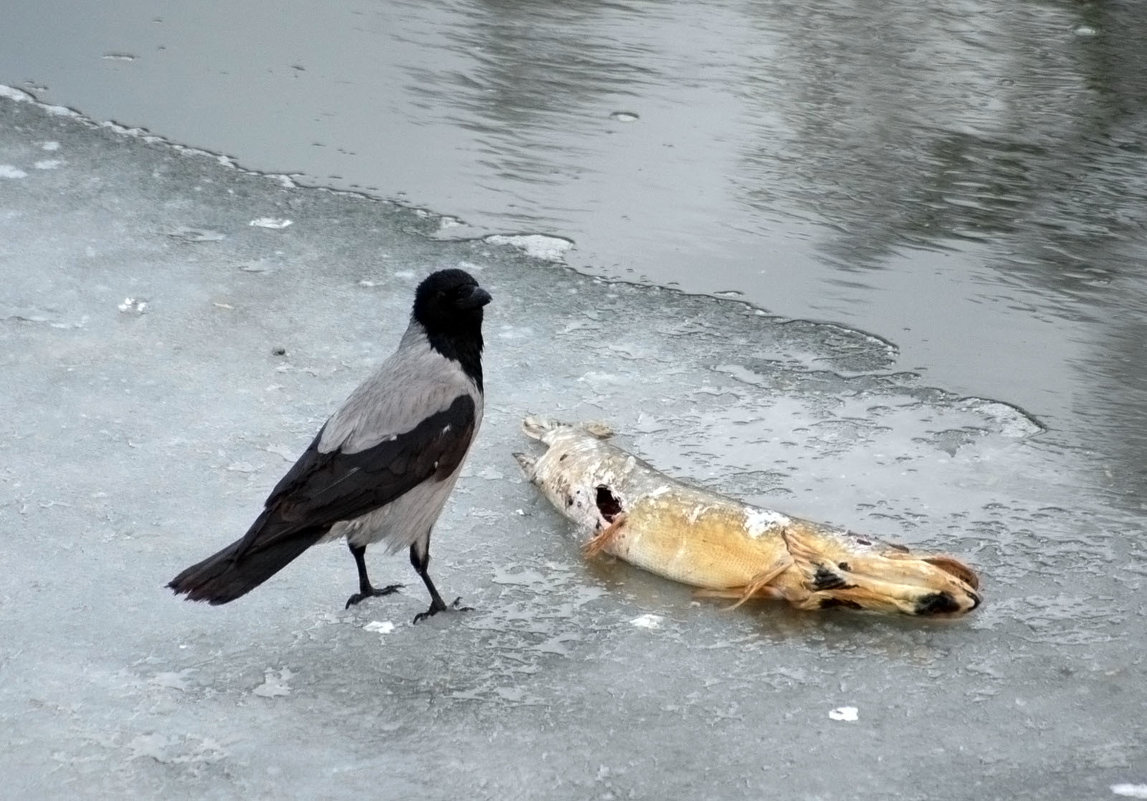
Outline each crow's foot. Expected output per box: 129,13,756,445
412,596,472,624
345,583,403,609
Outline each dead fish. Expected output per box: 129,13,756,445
514,417,981,616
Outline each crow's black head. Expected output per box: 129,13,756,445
413,268,492,334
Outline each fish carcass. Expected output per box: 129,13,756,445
514,417,981,616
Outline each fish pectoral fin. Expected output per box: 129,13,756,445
512,452,536,479
694,555,795,610
582,513,628,558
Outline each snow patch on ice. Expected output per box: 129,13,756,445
485,234,573,262
34,159,63,170
0,165,27,179
363,620,396,635
1112,785,1147,799
0,84,34,102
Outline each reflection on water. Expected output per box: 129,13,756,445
0,0,1145,505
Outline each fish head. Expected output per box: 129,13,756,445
517,422,633,534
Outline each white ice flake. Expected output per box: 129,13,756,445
117,297,148,314
363,620,396,635
829,706,859,722
249,217,293,229
1112,785,1147,799
630,614,664,629
0,165,27,179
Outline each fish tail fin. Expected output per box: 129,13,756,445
781,527,981,616
168,523,325,605
922,555,981,590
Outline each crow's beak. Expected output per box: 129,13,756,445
462,286,492,309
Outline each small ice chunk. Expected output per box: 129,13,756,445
0,165,27,179
226,461,259,473
1112,785,1147,799
485,234,573,262
610,111,640,122
40,141,61,151
630,614,664,629
34,159,63,170
829,706,859,722
363,620,396,635
101,52,137,61
249,217,293,229
118,297,148,314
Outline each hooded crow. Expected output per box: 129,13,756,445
169,268,490,623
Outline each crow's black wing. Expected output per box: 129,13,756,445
234,394,476,558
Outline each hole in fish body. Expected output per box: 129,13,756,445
595,485,624,522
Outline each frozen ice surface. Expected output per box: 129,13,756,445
1,96,1144,801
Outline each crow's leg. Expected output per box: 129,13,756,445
409,539,471,624
344,543,403,609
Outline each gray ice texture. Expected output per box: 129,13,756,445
0,94,1143,801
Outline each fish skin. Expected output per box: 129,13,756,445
515,417,981,617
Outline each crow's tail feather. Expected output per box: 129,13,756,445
168,527,326,605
